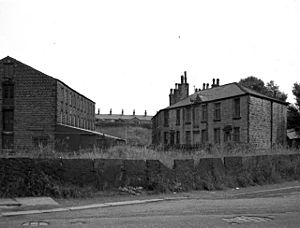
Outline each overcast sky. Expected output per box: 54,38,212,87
1,0,300,115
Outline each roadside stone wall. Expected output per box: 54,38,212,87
1,154,300,197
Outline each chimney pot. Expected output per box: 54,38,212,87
184,71,187,83
206,83,209,89
109,108,112,115
98,108,100,115
144,110,147,116
217,78,220,86
133,109,135,116
213,78,215,85
121,109,124,115
175,83,178,89
170,88,173,94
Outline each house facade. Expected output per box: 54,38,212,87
0,56,124,152
152,72,287,149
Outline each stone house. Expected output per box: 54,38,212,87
152,72,288,149
0,56,124,152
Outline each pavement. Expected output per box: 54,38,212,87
1,180,300,218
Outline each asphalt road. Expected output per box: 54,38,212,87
1,185,300,228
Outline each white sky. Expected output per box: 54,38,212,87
1,0,300,115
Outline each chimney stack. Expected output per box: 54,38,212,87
203,83,205,90
181,75,184,84
144,110,147,116
109,108,112,115
121,109,124,115
184,71,187,84
97,108,100,115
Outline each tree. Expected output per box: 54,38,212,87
287,105,300,129
265,80,288,102
239,76,267,94
292,82,300,109
239,76,287,102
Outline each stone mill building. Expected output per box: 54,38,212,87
152,72,288,149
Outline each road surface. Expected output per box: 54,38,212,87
1,184,300,227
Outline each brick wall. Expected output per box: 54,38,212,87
0,58,57,151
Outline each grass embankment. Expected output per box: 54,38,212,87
2,144,299,168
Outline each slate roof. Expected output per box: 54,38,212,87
163,82,288,111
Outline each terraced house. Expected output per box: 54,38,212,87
152,72,288,149
0,56,123,152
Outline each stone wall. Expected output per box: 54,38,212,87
1,154,300,197
249,96,287,148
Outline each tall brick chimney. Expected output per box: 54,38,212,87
169,71,190,106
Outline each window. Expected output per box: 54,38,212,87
33,136,48,147
164,132,168,145
185,131,191,145
193,106,200,127
3,83,14,99
201,129,208,143
214,103,221,121
202,104,208,122
214,128,221,144
185,107,191,124
170,131,175,145
233,98,241,118
176,131,180,144
3,110,13,131
164,110,169,127
176,109,181,125
2,134,13,149
233,127,240,142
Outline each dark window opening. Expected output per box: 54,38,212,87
170,132,175,145
185,107,191,124
2,134,13,149
214,128,221,144
214,103,221,121
202,104,208,122
176,131,180,144
3,110,13,131
233,98,241,119
176,109,181,125
185,131,191,145
201,129,208,143
3,83,14,99
224,131,231,142
233,127,240,142
193,106,200,127
164,132,168,145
